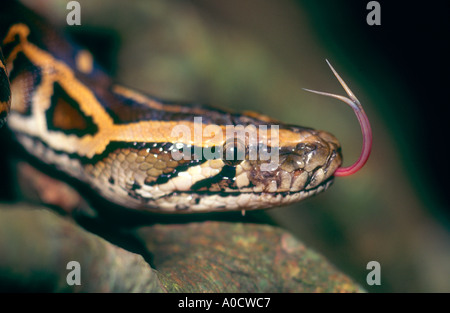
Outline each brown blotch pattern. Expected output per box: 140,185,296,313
52,96,88,131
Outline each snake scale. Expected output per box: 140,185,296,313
0,1,371,215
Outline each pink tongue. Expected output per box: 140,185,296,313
303,60,372,177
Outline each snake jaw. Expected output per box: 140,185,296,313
303,60,372,177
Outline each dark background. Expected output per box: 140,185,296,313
303,0,450,219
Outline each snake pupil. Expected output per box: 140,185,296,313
223,138,245,166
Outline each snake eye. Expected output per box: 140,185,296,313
223,138,245,166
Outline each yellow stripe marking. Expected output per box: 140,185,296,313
5,24,308,158
75,49,93,74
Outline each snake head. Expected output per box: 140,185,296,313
121,118,344,212
88,122,343,213
201,123,344,211
83,61,370,213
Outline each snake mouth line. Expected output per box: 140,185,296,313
144,178,334,213
155,177,334,200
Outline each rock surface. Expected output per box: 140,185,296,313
0,204,363,292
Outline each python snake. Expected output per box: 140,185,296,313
0,1,371,214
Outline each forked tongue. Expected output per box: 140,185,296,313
303,60,372,177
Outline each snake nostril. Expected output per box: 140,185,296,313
296,142,315,153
